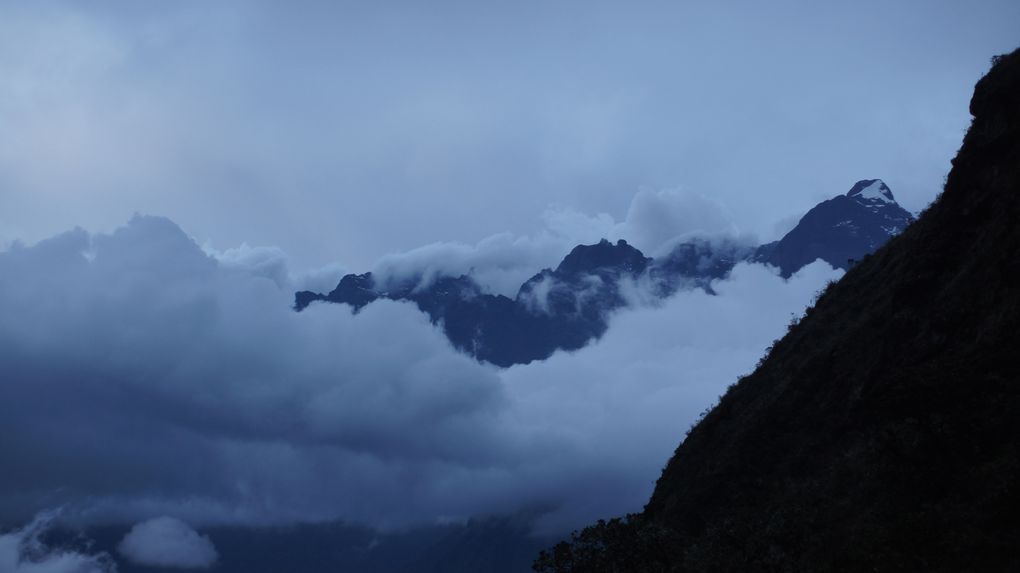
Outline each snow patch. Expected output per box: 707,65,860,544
850,180,894,204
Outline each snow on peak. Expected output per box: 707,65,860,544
847,179,895,205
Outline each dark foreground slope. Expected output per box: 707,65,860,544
536,49,1020,572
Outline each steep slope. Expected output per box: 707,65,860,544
535,48,1020,572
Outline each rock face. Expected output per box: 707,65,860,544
296,183,913,367
534,48,1020,572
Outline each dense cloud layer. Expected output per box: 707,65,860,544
0,217,840,533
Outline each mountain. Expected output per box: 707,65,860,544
648,237,755,296
296,239,650,367
534,48,1020,572
296,183,913,367
754,179,915,277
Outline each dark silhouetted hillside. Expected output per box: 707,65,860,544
535,47,1020,572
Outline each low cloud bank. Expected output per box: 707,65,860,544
0,216,839,534
118,516,217,569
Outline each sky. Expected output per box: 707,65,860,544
1,0,1019,272
1,1,1019,569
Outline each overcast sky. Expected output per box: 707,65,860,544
2,0,1018,271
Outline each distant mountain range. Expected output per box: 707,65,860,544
295,179,914,367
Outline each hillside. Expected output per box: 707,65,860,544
535,48,1020,572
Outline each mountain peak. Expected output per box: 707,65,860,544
555,238,650,274
847,179,896,205
752,178,915,276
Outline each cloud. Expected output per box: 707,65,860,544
203,241,350,294
118,516,217,569
541,187,744,256
369,231,572,297
206,243,291,288
0,216,840,535
0,216,505,529
358,188,747,297
615,189,742,255
0,511,114,573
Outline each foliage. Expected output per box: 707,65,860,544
532,516,678,573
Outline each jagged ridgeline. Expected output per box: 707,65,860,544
295,180,913,367
534,48,1020,572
